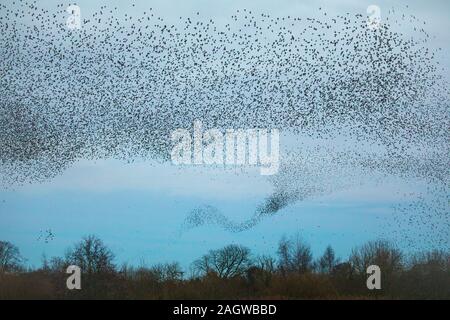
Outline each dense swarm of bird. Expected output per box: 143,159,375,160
0,2,448,249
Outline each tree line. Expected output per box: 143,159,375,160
0,234,449,299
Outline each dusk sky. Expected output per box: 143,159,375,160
1,0,449,270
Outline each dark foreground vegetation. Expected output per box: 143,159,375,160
1,234,449,299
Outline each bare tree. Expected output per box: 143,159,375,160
277,236,291,274
256,255,276,274
66,235,115,274
277,234,313,274
349,240,403,275
0,241,22,272
49,256,67,272
318,245,340,274
247,255,276,287
409,250,450,273
193,244,252,278
150,262,184,281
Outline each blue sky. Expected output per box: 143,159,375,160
0,0,449,269
0,157,440,269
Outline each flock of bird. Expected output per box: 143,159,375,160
0,1,448,250
37,229,55,243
